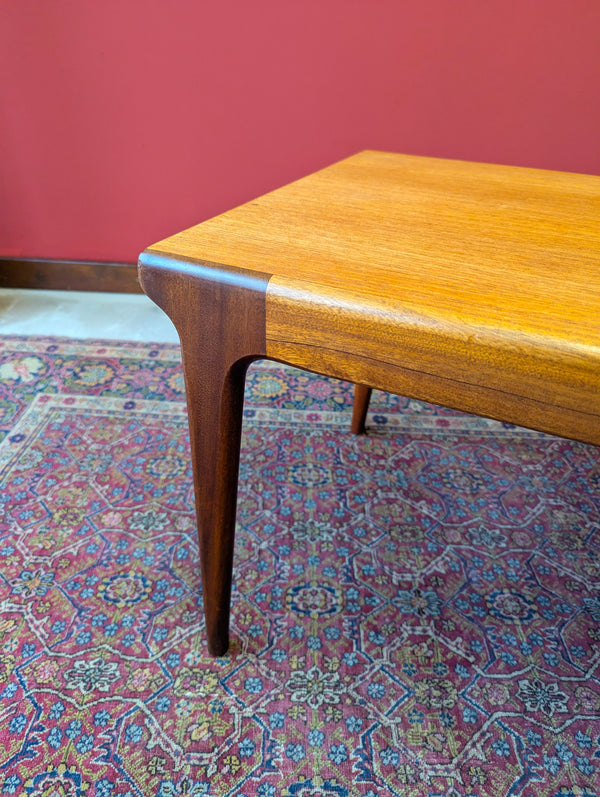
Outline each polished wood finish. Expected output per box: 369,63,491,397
140,150,600,654
138,252,269,656
0,257,141,292
149,151,600,446
351,385,372,435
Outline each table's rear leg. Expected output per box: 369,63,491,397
138,253,269,655
351,385,372,434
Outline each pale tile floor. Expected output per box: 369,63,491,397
0,289,179,343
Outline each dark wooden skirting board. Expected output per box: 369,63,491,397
0,258,141,293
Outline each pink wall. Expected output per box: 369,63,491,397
1,0,599,263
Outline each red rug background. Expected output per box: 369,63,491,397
0,336,599,796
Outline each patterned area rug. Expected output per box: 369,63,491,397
0,335,599,797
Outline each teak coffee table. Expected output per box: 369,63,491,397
138,151,600,655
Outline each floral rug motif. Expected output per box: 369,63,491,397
0,335,599,797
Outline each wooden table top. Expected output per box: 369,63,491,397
146,151,600,444
149,150,600,353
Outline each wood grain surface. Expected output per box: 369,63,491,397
138,251,269,655
148,151,600,445
142,151,600,653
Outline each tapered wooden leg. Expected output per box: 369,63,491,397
179,353,248,655
138,252,270,655
351,384,372,435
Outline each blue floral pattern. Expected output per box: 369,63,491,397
0,336,598,795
